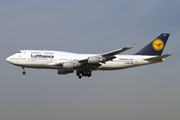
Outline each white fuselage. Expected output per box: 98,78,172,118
6,50,164,71
6,33,171,78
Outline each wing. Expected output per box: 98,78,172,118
102,43,137,57
77,43,137,68
79,43,137,63
48,43,137,70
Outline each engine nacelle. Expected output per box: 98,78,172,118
57,70,73,74
62,62,74,69
88,57,99,64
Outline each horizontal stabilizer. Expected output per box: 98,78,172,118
144,54,172,61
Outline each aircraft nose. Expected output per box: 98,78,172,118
6,56,11,63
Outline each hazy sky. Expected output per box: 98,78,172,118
0,0,180,120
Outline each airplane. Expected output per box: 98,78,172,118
6,33,172,79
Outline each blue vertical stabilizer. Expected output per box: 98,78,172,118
135,33,170,55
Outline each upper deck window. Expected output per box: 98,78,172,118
17,51,22,53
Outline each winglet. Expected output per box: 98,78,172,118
129,43,137,48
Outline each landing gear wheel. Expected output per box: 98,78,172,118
22,67,26,75
22,71,26,75
76,73,80,76
78,76,82,79
87,73,92,77
76,70,92,79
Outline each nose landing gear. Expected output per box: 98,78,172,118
22,67,26,75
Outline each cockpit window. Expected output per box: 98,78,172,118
17,51,22,53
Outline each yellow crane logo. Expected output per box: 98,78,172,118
152,39,164,51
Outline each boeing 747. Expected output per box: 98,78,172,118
6,33,172,79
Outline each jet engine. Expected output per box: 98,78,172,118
88,57,99,64
57,70,74,74
62,62,74,68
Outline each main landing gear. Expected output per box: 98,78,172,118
76,71,92,79
22,67,26,75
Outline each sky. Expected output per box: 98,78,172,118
0,0,180,120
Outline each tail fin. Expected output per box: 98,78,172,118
135,33,170,56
